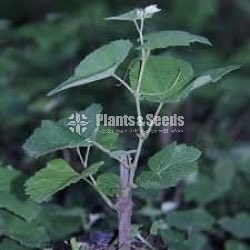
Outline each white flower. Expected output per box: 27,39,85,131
144,4,161,16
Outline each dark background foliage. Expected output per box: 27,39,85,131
0,0,249,249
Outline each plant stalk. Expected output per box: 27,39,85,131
117,155,132,250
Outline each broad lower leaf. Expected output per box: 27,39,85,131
96,173,119,197
33,204,85,242
160,230,206,250
25,159,103,203
0,166,41,221
0,210,49,248
166,238,206,250
139,30,212,50
25,159,81,203
48,40,132,95
171,65,240,101
0,193,41,221
130,56,194,103
219,213,250,239
0,239,30,250
185,160,235,204
23,103,102,158
185,233,207,250
159,228,185,245
136,142,201,189
166,209,214,231
0,167,20,192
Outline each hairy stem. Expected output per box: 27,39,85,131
117,155,132,250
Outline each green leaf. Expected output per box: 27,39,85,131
0,239,30,250
25,159,103,203
0,167,20,192
0,210,49,248
160,228,185,245
166,232,207,250
172,65,240,101
225,240,250,250
167,209,214,231
25,159,81,203
33,204,85,242
95,129,119,150
185,233,207,250
80,161,104,178
23,120,88,158
139,30,212,50
0,193,41,221
165,236,206,250
96,173,119,196
0,166,41,221
136,142,201,189
130,56,194,103
136,171,163,189
148,142,201,174
23,103,102,158
48,40,132,95
219,213,250,239
185,160,235,204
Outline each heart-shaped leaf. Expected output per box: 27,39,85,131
130,56,194,103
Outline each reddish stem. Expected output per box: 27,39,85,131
117,156,132,250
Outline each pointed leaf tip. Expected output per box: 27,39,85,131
139,30,212,50
48,40,132,96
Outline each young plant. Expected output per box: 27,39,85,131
23,5,239,250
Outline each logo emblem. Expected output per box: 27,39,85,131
66,112,89,135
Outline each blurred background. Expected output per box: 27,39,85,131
0,0,249,249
